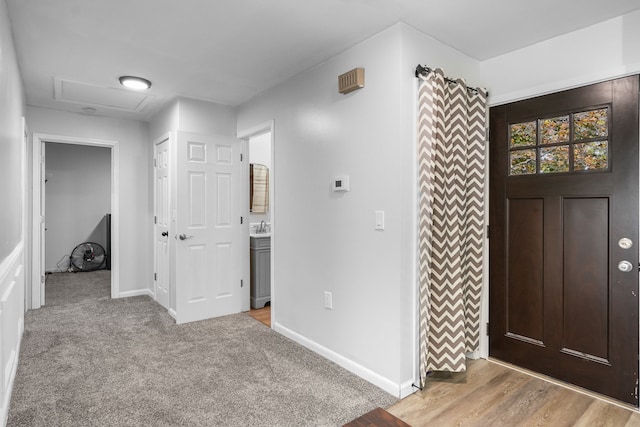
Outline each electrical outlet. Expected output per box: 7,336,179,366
324,291,333,309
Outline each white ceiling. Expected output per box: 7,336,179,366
6,0,640,121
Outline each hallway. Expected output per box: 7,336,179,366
7,272,395,426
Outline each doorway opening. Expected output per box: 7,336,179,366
44,143,111,274
31,133,120,309
239,121,274,328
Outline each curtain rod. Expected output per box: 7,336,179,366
415,64,488,97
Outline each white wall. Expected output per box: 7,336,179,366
482,10,640,106
236,22,481,396
27,106,152,295
0,1,26,425
44,143,111,272
249,132,271,169
177,97,236,136
0,3,25,260
149,99,178,143
149,97,237,141
232,12,640,397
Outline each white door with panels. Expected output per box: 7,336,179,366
154,138,170,309
175,131,242,324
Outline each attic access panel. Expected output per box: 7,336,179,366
54,78,153,112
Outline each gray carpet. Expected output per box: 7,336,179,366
42,270,112,307
7,272,396,426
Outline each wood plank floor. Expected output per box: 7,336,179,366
344,407,411,427
248,306,270,327
387,359,640,427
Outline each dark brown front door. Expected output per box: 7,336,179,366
489,76,639,405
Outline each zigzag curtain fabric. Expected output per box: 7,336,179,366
417,69,486,384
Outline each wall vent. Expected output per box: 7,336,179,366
338,68,365,94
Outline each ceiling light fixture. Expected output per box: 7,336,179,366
118,76,152,90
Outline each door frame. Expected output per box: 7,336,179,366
31,133,120,308
22,117,30,312
238,120,275,321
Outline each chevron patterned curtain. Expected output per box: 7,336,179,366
417,68,487,385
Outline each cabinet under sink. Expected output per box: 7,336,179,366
250,235,270,309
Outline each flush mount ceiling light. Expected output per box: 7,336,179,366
118,76,151,90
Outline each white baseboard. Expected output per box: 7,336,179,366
273,322,404,398
116,288,153,298
168,309,176,320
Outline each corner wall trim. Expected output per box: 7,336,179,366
273,322,404,398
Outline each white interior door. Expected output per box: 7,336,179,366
154,138,170,309
175,131,242,324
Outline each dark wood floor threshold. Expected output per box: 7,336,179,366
344,407,411,427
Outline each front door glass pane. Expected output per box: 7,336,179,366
574,109,608,140
574,141,608,171
540,146,570,173
510,122,536,148
510,149,537,175
540,116,570,145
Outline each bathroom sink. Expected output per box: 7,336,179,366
250,232,271,238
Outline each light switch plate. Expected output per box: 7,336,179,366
324,291,333,309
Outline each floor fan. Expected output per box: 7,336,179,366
70,242,107,272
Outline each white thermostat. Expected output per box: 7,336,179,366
332,175,350,192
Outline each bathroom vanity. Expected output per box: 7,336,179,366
250,234,271,309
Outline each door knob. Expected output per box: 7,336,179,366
179,234,194,240
618,260,634,273
161,231,168,237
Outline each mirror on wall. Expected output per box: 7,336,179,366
250,163,269,213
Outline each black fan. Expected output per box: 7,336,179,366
70,242,106,272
